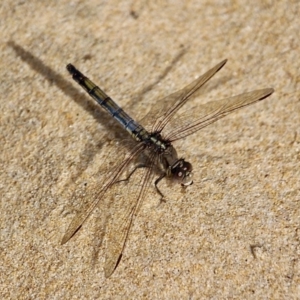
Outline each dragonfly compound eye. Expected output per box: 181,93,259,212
171,159,193,185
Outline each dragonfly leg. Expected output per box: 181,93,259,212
154,173,167,202
115,164,149,184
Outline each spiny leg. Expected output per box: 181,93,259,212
115,164,149,184
154,173,167,203
119,164,168,203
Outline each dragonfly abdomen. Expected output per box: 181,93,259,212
67,64,147,142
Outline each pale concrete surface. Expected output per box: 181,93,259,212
1,1,299,299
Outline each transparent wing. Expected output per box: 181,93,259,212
164,88,274,141
140,59,227,132
61,142,145,245
103,152,157,278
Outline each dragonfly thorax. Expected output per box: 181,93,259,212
145,131,170,153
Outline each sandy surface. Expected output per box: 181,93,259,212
1,1,300,299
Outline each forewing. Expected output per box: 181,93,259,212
164,88,274,141
140,59,227,133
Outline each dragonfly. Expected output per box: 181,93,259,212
62,59,274,277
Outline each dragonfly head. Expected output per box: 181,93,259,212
171,159,193,186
